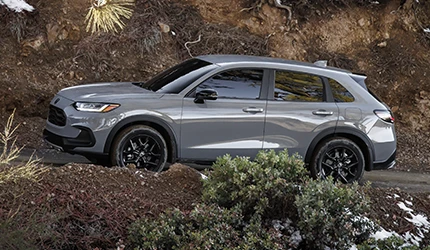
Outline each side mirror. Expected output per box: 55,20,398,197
194,89,218,103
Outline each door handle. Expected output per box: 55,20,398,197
312,110,334,116
243,107,264,113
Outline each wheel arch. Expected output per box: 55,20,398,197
305,127,375,171
104,115,178,163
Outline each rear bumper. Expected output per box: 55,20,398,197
372,149,396,170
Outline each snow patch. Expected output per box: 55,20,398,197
199,173,208,180
0,0,34,12
405,213,430,228
371,227,395,240
397,201,414,212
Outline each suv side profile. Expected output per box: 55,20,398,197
43,55,396,183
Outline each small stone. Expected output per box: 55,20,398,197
158,22,170,33
358,18,366,27
67,71,74,80
126,163,136,170
384,32,390,39
377,41,387,48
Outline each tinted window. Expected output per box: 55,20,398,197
197,69,263,99
140,58,212,93
328,78,354,102
274,70,324,102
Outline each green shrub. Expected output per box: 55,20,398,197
358,235,430,250
295,177,377,249
202,150,308,219
128,204,286,250
131,150,379,249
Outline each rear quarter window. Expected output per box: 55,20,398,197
328,78,355,102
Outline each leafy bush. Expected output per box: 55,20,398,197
200,150,376,249
358,235,430,250
128,204,286,250
202,150,308,219
295,177,377,249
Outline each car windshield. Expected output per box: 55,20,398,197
140,58,212,93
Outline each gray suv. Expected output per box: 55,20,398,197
43,55,396,183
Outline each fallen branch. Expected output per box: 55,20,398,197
274,0,292,21
184,34,202,58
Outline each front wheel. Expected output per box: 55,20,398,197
310,138,365,183
111,125,167,172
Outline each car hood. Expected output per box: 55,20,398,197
57,82,163,101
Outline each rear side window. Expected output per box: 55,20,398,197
274,70,324,102
328,78,354,102
197,69,263,99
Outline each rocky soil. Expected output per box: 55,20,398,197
1,0,430,173
1,1,430,248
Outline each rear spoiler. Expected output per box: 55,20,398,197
349,73,368,90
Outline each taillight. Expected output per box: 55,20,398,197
374,110,394,123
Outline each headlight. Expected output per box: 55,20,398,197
73,102,120,112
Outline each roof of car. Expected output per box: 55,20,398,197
196,54,351,73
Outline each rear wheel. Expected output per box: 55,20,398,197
111,125,167,172
310,138,364,183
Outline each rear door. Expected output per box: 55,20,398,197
263,69,339,157
180,68,269,161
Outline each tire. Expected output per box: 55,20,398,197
110,125,168,172
310,138,365,183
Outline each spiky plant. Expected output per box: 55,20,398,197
85,0,135,34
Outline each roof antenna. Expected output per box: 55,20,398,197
314,60,327,67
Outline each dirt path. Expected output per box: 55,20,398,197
13,147,430,193
364,170,430,193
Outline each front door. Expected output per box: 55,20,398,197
180,68,268,161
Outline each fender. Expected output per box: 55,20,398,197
103,115,178,161
304,127,375,171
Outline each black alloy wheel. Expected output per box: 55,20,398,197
310,138,364,183
111,125,167,172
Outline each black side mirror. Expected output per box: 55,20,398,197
194,89,218,103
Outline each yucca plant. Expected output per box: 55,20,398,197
85,0,135,34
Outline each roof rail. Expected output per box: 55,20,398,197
314,60,327,67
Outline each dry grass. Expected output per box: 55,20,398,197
86,0,135,34
0,110,21,164
0,110,46,184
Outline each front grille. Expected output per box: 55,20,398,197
48,105,67,126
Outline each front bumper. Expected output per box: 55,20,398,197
43,127,96,151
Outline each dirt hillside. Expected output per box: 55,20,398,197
1,0,430,172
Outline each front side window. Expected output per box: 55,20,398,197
196,69,263,99
274,70,324,102
328,78,354,102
